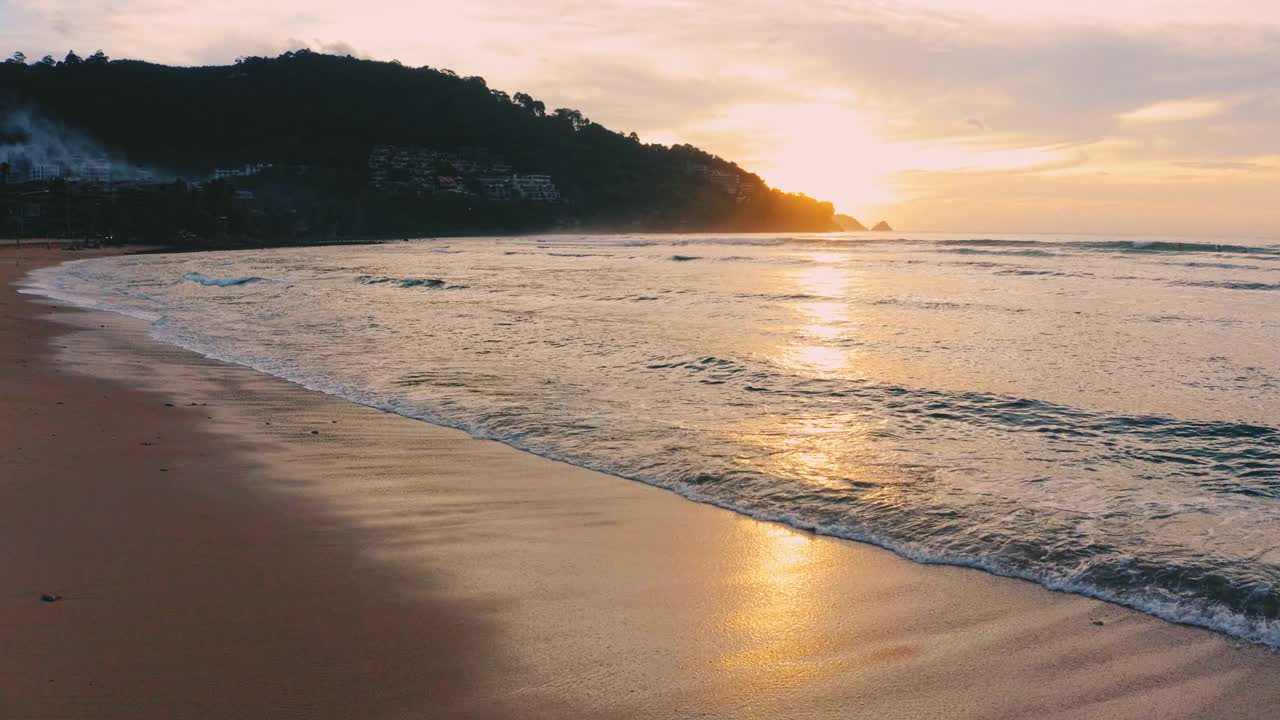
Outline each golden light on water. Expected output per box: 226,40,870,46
778,252,856,375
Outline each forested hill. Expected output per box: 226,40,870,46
0,50,838,242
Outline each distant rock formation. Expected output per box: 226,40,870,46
833,214,867,231
871,221,894,232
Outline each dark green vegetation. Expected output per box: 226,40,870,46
0,50,838,246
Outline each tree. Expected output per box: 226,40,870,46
5,52,25,65
36,55,55,67
628,131,640,143
553,108,589,131
0,49,839,240
86,50,110,65
62,51,83,65
513,92,545,117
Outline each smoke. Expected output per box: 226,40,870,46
0,105,163,183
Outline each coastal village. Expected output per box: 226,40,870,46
683,159,757,204
0,144,565,238
0,152,153,185
367,145,560,202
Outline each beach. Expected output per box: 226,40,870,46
3,245,1279,719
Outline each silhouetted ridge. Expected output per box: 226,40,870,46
834,213,866,231
0,50,839,244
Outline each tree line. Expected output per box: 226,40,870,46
0,49,837,245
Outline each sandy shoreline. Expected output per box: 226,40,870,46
3,246,1278,719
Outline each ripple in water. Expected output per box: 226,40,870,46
24,232,1280,648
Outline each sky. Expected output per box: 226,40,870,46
3,0,1280,235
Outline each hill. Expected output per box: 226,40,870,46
0,50,838,245
833,214,867,231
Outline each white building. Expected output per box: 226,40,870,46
213,163,271,180
29,164,62,182
512,174,560,201
479,176,513,200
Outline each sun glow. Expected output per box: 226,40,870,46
688,101,1070,221
688,103,899,219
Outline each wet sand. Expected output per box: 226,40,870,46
2,246,1278,719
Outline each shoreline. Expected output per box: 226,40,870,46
4,246,1279,718
26,245,1279,651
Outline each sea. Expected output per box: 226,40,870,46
23,232,1280,648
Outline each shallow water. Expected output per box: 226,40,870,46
26,232,1280,647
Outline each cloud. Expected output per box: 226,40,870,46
1119,98,1228,123
4,0,1280,232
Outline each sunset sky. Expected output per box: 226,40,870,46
4,1,1279,235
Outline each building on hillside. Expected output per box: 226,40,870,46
479,176,514,200
367,145,559,201
512,174,559,201
369,145,537,198
213,163,271,180
369,145,444,194
30,164,62,182
436,176,467,194
685,160,710,176
707,168,740,193
70,156,113,183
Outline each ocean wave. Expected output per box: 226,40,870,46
994,269,1094,277
1172,280,1280,291
1160,261,1267,271
23,241,1280,652
930,239,1280,258
182,272,265,287
1080,240,1280,255
941,248,1059,258
740,292,829,301
935,238,1046,248
356,275,464,290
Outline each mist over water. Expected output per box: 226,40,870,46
28,233,1280,647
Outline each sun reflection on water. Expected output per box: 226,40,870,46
778,253,857,375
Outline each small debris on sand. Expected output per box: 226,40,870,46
40,593,63,603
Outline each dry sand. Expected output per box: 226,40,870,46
2,246,1278,719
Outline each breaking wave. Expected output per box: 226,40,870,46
182,272,265,287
